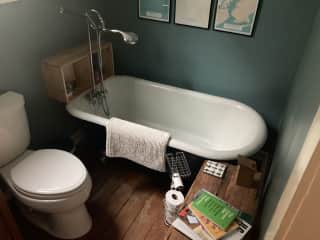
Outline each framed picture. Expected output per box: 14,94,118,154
175,0,213,29
139,0,171,23
213,0,260,36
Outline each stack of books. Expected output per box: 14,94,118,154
172,189,252,240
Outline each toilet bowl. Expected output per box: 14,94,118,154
0,92,92,239
0,149,93,239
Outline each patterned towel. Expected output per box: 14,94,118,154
106,118,170,172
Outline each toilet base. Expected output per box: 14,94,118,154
22,204,92,239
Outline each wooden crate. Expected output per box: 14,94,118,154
42,42,114,103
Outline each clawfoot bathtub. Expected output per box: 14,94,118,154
67,75,267,160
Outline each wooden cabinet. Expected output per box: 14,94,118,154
0,190,23,240
42,42,114,103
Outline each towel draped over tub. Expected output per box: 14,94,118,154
106,118,170,172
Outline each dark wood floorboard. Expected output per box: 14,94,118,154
13,146,171,240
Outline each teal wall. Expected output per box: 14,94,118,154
101,0,318,130
0,0,105,146
0,0,318,144
261,8,320,237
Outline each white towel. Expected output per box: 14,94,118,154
106,118,170,172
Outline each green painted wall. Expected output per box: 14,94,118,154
0,0,105,146
101,0,318,130
261,8,320,237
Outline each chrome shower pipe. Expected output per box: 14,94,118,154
59,6,139,116
59,6,100,93
60,7,138,45
60,7,109,112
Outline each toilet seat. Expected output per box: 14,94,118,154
13,175,90,200
11,149,87,199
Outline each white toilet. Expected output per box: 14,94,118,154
0,91,92,239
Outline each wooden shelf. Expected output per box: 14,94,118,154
42,42,114,103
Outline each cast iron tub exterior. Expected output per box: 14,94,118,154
67,75,267,160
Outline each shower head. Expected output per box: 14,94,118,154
109,29,139,45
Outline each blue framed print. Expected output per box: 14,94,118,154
213,0,260,36
139,0,171,22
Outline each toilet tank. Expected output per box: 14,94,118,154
0,92,30,167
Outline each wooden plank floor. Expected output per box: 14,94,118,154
13,147,172,240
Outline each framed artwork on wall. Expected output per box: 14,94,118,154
0,0,19,5
139,0,171,23
213,0,260,36
174,0,213,29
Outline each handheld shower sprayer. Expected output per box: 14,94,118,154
88,9,107,31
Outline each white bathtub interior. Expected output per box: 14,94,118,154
67,76,267,160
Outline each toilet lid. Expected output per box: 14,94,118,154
11,149,87,196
